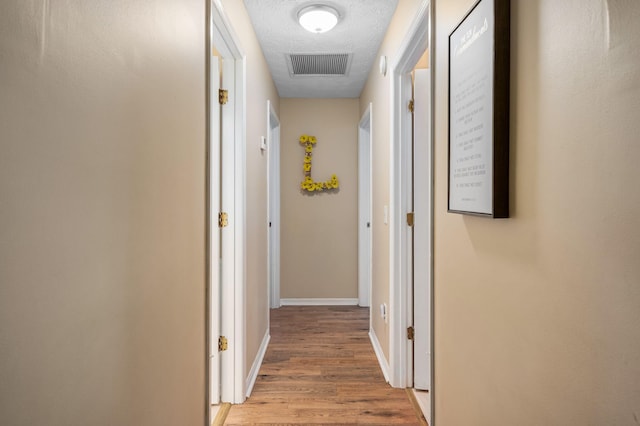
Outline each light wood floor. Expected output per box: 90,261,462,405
224,306,426,425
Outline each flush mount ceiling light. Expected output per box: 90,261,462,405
298,5,339,34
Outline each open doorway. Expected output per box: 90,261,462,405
267,100,281,309
207,1,247,422
411,57,432,421
358,103,373,309
389,1,433,424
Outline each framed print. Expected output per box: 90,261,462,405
448,0,510,218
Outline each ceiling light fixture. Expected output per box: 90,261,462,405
298,5,339,34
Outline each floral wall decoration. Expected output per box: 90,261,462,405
298,134,340,193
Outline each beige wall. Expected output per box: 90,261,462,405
280,99,359,300
0,1,206,425
219,0,280,386
433,0,640,424
359,0,424,362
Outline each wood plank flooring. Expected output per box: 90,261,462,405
224,306,426,425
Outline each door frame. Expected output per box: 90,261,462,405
267,100,281,309
358,104,373,308
207,0,247,417
388,0,432,402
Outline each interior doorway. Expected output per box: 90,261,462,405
268,100,281,309
358,103,373,309
207,1,247,422
388,0,433,424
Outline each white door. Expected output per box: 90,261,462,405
209,54,222,406
413,69,431,391
358,105,373,308
267,101,281,309
209,50,237,405
219,53,237,403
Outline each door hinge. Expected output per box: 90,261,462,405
408,99,414,113
407,212,415,227
219,89,229,105
218,336,228,352
407,326,415,340
218,212,229,228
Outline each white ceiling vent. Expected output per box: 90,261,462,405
288,53,351,76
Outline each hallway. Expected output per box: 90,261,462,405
222,306,427,425
2,1,639,424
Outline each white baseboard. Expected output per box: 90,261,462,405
369,328,390,383
245,331,270,398
412,388,431,424
280,298,359,306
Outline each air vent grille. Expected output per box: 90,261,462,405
289,53,350,75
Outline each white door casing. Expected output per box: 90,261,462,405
358,104,373,308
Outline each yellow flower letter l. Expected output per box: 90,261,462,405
299,134,339,193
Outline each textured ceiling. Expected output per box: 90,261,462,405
243,0,398,98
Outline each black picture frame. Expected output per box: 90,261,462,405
448,0,510,218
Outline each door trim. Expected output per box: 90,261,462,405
388,0,432,405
